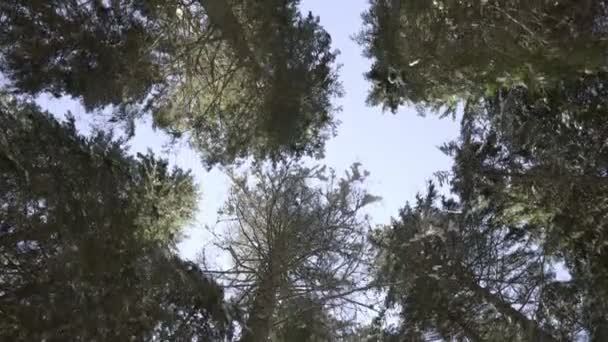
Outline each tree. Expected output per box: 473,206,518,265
358,0,608,112
441,73,608,340
206,162,380,341
0,93,228,340
358,1,608,336
0,0,341,166
148,257,231,341
371,184,574,341
270,295,340,342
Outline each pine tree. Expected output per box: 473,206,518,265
371,184,571,341
358,0,608,112
0,93,228,340
442,74,608,340
0,0,341,166
207,162,380,341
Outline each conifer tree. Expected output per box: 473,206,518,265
0,93,228,340
0,0,341,165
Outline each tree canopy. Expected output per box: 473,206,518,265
0,94,228,340
440,75,608,340
372,184,576,341
359,1,608,340
207,162,379,341
358,0,608,113
1,0,608,340
0,0,341,166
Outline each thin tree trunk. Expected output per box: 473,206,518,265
462,277,558,342
239,236,288,342
239,268,280,342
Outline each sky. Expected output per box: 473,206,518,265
37,0,460,262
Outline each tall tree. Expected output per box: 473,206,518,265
0,0,341,165
440,75,608,340
0,93,228,340
207,162,379,341
358,1,608,337
358,0,608,112
372,184,574,341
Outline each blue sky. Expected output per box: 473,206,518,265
37,0,460,261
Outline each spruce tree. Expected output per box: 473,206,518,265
0,0,341,165
0,93,228,340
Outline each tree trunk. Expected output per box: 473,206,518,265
239,237,288,342
239,270,280,342
462,277,558,342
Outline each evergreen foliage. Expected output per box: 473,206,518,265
0,0,341,166
0,95,227,341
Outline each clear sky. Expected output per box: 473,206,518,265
37,0,460,261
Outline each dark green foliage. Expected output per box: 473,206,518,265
372,185,569,341
2,0,608,340
0,94,227,341
358,0,608,112
0,0,341,166
372,73,608,340
150,257,230,341
0,0,166,109
440,74,608,340
359,1,608,338
272,296,338,342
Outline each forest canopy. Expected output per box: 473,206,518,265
0,0,342,166
0,93,228,340
1,0,607,341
